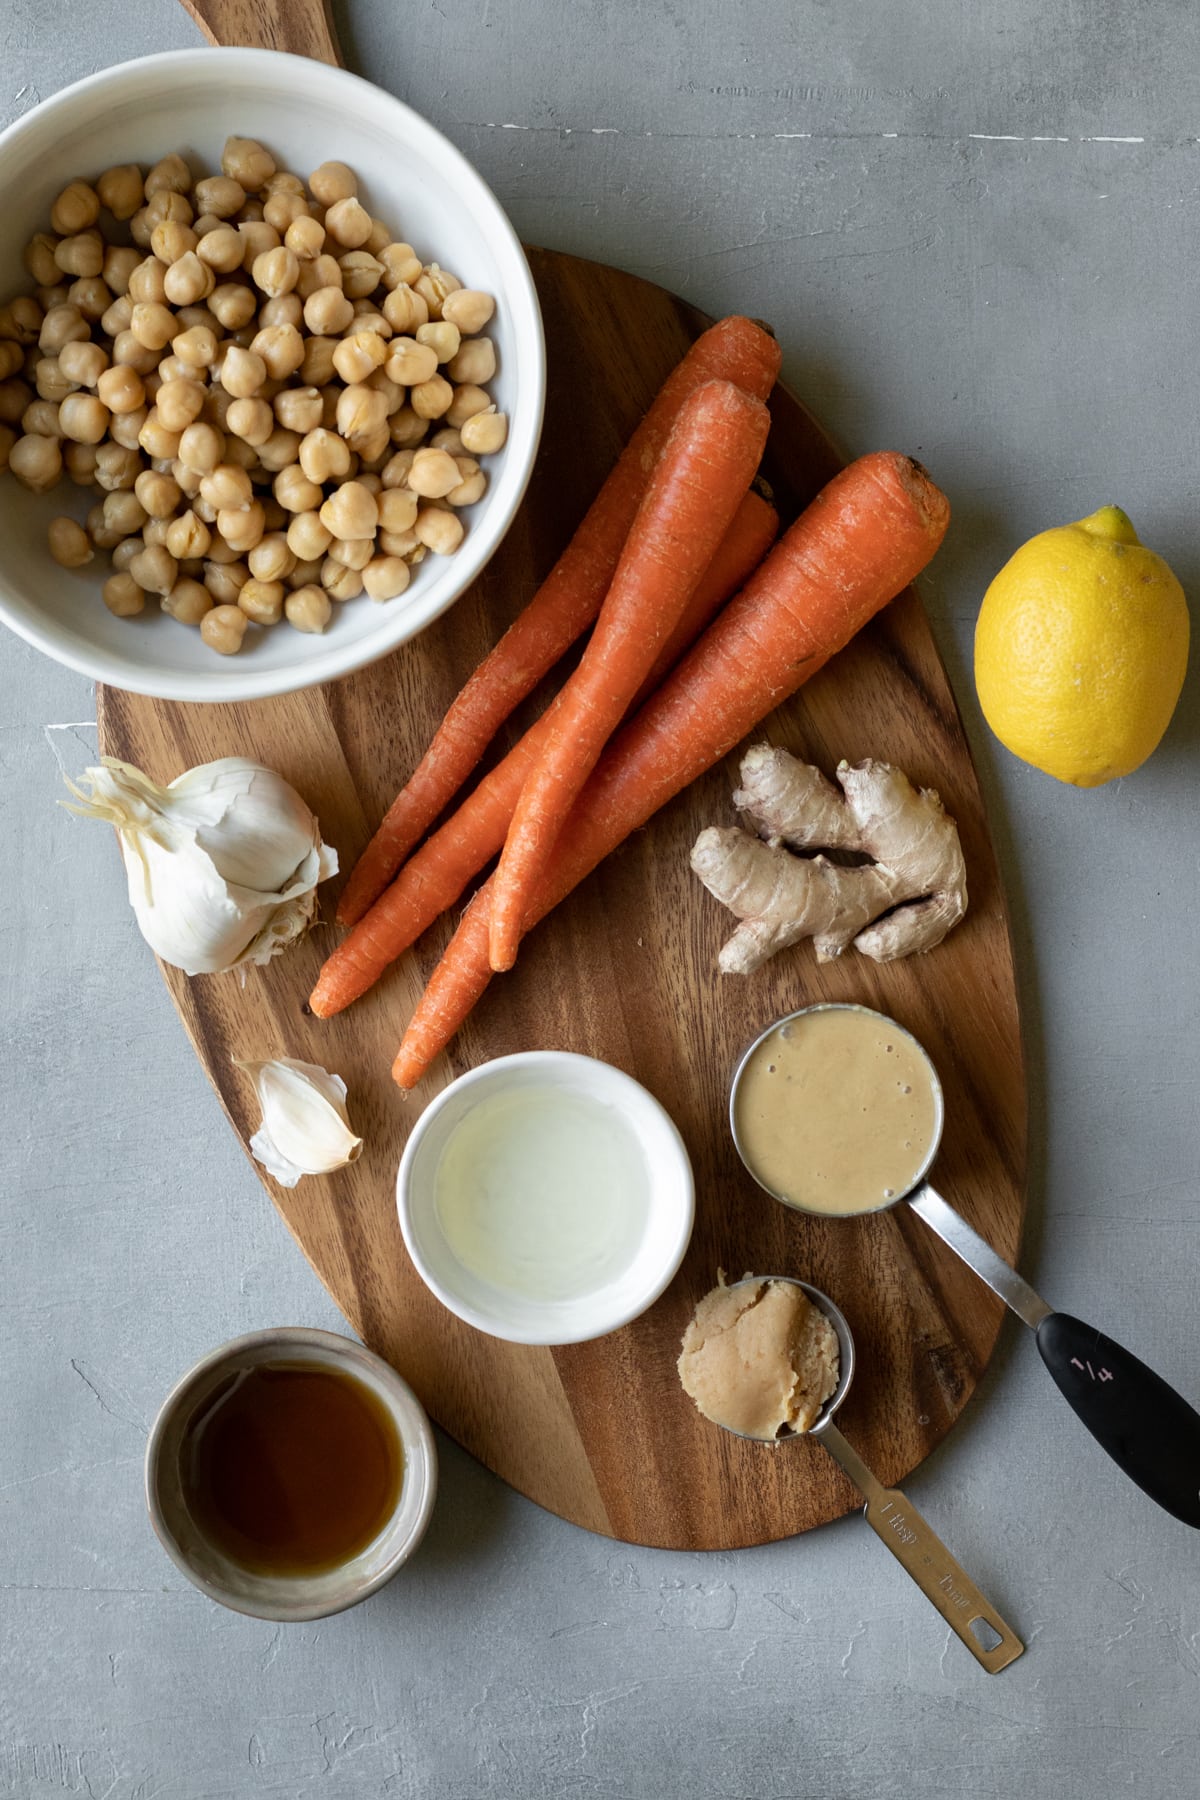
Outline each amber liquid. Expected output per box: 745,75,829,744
183,1361,404,1577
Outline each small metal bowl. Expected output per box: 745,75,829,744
145,1327,437,1622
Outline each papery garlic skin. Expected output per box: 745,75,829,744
242,1058,363,1187
63,757,338,976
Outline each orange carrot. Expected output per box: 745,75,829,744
393,452,950,1088
334,316,782,927
308,490,778,1018
488,381,771,972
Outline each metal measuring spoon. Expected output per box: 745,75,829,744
731,1004,1200,1528
712,1277,1024,1674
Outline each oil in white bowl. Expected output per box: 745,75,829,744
432,1088,652,1303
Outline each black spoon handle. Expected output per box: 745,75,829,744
1036,1313,1200,1527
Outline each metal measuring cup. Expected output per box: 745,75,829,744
731,1004,1200,1528
713,1275,1025,1674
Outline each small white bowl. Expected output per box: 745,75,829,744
0,48,544,701
145,1327,437,1621
397,1052,695,1345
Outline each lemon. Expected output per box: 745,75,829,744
974,506,1189,787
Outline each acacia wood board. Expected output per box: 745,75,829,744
97,247,1027,1549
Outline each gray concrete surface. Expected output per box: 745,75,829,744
3,2,1199,1794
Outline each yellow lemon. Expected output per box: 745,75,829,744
974,505,1189,787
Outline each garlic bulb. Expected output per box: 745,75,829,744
241,1058,363,1187
63,756,338,976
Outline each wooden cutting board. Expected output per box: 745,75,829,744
96,247,1027,1549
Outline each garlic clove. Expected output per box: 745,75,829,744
241,1057,363,1187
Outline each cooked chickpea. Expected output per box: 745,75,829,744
237,220,280,269
204,553,247,591
128,301,174,352
209,283,258,331
285,214,326,262
448,458,487,506
258,293,303,332
219,345,266,398
460,407,509,454
47,516,93,567
388,408,427,450
169,327,217,374
273,462,323,515
297,334,337,386
334,249,380,299
23,397,62,437
364,219,393,256
145,190,193,231
100,293,133,337
410,374,454,421
251,245,299,299
250,323,305,380
216,500,265,554
0,378,32,425
319,479,377,541
58,393,109,444
255,426,301,473
234,576,283,624
429,425,464,454
332,329,389,386
137,411,182,460
325,535,373,572
417,320,461,365
94,443,142,494
196,225,244,275
0,296,43,343
164,509,212,560
248,532,295,582
336,384,389,446
163,253,214,307
97,164,144,221
309,161,357,206
103,571,144,616
405,446,460,499
303,285,354,335
271,386,321,435
155,378,205,433
56,342,107,392
199,462,253,511
135,467,182,518
63,440,100,483
128,543,177,595
404,505,456,560
171,458,202,498
36,357,78,403
128,257,169,305
295,427,349,485
285,584,332,633
223,396,273,447
144,153,191,198
200,603,248,654
24,234,61,287
161,577,212,625
322,197,372,249
177,420,224,475
321,558,364,601
194,174,245,219
221,136,275,192
385,336,438,386
378,243,423,290
55,231,105,279
263,192,311,234
377,526,419,559
112,331,159,375
67,276,111,322
376,486,418,533
441,288,495,335
361,554,412,602
286,556,324,589
151,219,198,264
447,335,497,385
286,509,334,560
38,304,90,354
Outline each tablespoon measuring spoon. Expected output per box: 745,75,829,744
730,1004,1200,1527
713,1276,1024,1674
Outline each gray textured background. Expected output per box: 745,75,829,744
3,2,1199,1795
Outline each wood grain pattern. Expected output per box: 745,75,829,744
97,250,1027,1548
179,0,343,63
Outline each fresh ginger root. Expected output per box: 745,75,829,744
691,745,967,973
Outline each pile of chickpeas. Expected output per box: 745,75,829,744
0,138,508,654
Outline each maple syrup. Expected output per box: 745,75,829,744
183,1361,403,1576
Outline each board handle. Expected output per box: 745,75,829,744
817,1422,1024,1674
1037,1312,1200,1527
178,0,344,64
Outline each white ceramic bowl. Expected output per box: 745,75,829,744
397,1052,695,1345
0,49,544,700
145,1327,437,1621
